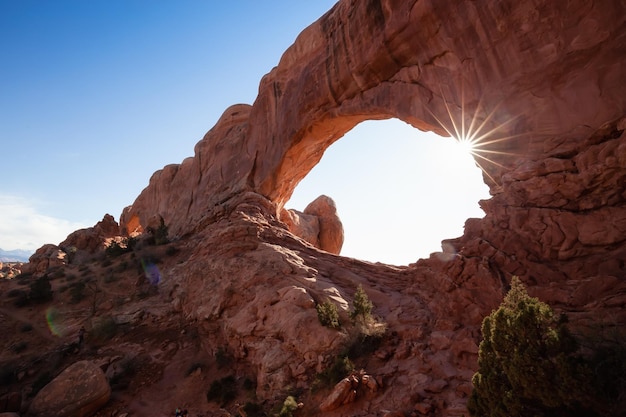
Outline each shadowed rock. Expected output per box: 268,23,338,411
28,360,110,417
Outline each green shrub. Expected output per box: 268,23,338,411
10,341,27,354
279,396,298,417
242,401,265,417
350,285,373,321
12,290,29,307
28,276,53,304
316,299,340,329
89,316,118,343
165,245,179,256
69,281,86,304
20,323,33,332
468,277,598,417
242,377,256,391
153,219,169,246
206,375,237,406
104,273,118,284
215,346,232,369
105,237,135,257
313,355,354,391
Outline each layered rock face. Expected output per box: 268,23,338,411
101,0,624,414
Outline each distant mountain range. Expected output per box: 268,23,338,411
0,248,32,263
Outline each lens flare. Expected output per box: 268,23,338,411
46,307,69,337
141,259,162,286
428,86,525,186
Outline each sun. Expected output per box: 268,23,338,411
427,87,524,186
456,136,477,154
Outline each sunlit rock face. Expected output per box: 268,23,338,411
111,0,625,414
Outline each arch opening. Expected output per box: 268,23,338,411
285,118,491,265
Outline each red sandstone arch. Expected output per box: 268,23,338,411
121,0,625,246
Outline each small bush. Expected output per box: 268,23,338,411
89,316,118,343
105,237,135,257
313,356,354,391
206,375,237,406
10,341,28,354
350,285,373,321
242,377,256,391
165,245,179,256
48,268,65,280
153,220,169,246
346,332,384,359
316,299,340,329
468,276,603,417
7,288,27,298
12,291,29,307
28,276,53,304
15,272,33,284
20,323,33,332
69,281,86,304
243,401,265,417
215,346,232,369
104,273,118,284
279,396,299,417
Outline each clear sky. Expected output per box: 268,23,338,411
0,1,490,265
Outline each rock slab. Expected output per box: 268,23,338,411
28,360,110,417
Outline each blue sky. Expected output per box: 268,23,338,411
0,1,490,265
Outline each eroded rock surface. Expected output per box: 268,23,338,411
27,0,626,415
27,360,110,417
280,194,344,254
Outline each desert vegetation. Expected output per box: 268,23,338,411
469,276,626,417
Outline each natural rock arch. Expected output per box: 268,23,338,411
110,1,626,413
122,0,625,241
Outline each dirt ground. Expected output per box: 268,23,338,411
0,247,257,417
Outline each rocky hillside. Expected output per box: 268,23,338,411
2,0,625,416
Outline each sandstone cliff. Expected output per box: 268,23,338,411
16,0,626,416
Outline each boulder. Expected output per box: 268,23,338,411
59,214,120,260
303,195,344,255
281,195,344,254
22,244,67,276
28,360,110,417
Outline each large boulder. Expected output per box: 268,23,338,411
22,244,67,276
27,360,110,417
281,195,344,254
59,214,120,261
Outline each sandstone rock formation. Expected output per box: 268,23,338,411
23,214,121,276
27,360,110,417
60,214,120,260
320,371,380,412
23,244,68,276
29,0,626,415
280,194,344,254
